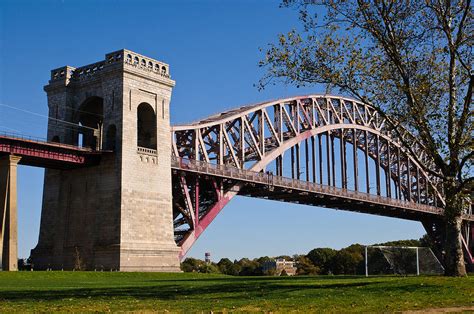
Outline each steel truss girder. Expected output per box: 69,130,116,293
170,95,472,260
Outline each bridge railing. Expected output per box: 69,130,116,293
0,131,94,152
171,157,455,217
0,131,48,143
137,147,157,155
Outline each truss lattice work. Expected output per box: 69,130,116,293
171,95,473,261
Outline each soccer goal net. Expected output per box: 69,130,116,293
364,246,444,276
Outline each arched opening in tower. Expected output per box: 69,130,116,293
76,96,104,150
137,102,157,150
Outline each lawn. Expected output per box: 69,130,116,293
0,272,473,312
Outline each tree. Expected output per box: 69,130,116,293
236,258,260,276
199,263,220,274
294,254,320,275
375,239,421,247
217,258,240,276
307,248,337,274
260,0,472,276
275,255,293,261
181,257,205,272
420,233,436,251
332,245,364,275
181,258,221,273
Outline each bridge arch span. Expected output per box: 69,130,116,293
171,95,471,260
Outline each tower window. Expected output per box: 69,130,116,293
137,102,157,150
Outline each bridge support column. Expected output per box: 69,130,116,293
0,155,21,271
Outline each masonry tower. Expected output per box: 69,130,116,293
30,50,181,271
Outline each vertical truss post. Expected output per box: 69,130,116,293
292,102,298,132
325,133,330,185
364,130,370,193
291,146,295,179
343,131,348,189
273,105,279,136
394,177,398,199
0,155,21,271
311,136,316,183
305,139,309,182
259,111,264,155
278,104,283,143
279,155,283,176
425,175,430,205
240,118,245,168
340,129,347,189
304,139,309,182
353,128,358,191
275,155,280,176
219,124,224,165
375,135,381,196
194,130,199,161
386,141,391,198
397,146,402,200
280,154,283,176
407,157,412,202
296,143,301,180
331,132,336,186
416,167,421,203
296,101,300,133
319,134,324,184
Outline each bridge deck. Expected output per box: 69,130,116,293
172,158,474,222
0,134,105,169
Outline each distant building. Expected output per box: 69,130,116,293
263,258,297,276
205,252,211,264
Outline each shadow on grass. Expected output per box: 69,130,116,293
0,280,377,303
144,274,377,283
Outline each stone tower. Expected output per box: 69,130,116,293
30,49,181,271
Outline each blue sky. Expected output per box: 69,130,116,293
0,0,425,261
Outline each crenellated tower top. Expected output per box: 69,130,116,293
47,49,174,88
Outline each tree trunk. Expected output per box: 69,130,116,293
443,192,467,276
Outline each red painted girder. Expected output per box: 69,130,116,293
178,185,241,259
0,143,86,163
0,135,103,169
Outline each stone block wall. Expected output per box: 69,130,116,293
31,50,181,271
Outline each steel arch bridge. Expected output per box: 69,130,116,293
171,94,474,262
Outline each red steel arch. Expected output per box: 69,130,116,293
171,95,473,261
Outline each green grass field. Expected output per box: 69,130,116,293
0,272,473,312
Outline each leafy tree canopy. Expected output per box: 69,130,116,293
259,0,472,276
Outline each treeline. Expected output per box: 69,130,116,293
181,236,431,276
